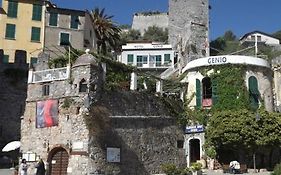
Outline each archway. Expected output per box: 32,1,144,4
48,147,69,175
189,139,200,164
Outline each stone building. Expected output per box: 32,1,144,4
180,55,274,166
44,2,96,59
131,12,168,36
168,0,209,65
20,53,185,174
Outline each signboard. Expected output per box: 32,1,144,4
22,152,37,162
185,125,204,134
106,147,120,163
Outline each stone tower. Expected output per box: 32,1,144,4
169,0,209,66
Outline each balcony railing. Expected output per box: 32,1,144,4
28,66,70,83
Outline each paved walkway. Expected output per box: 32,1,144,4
203,169,271,175
0,169,14,175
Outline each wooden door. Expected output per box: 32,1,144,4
49,148,69,175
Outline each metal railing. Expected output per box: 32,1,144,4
29,66,70,83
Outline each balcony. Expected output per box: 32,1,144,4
28,66,70,83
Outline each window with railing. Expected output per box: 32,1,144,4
136,55,147,67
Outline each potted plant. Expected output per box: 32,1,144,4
191,162,202,175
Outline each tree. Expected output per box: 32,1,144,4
272,30,281,41
91,8,121,55
143,26,168,43
223,30,236,41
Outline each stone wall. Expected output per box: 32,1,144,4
131,13,169,35
87,91,186,175
0,63,28,163
169,0,209,65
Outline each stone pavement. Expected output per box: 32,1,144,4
0,169,14,175
203,169,271,175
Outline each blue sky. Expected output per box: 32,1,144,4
1,0,281,40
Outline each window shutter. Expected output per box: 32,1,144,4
248,76,259,110
212,79,218,105
71,15,79,29
164,54,170,64
7,1,18,18
127,54,133,64
49,13,58,26
3,55,9,63
156,55,161,66
5,24,16,39
196,79,202,108
32,4,42,21
31,27,41,42
60,33,70,45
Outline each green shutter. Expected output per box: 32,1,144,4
32,4,42,21
164,54,170,63
7,1,18,18
212,79,218,105
49,13,58,26
196,79,202,108
71,15,79,29
30,57,38,64
248,76,259,110
3,55,9,63
60,33,70,45
127,54,133,64
31,27,41,42
5,24,16,39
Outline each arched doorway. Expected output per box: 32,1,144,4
48,147,69,175
189,139,200,164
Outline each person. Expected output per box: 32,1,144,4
19,159,28,175
229,160,240,174
35,159,45,175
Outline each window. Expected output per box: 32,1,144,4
49,12,58,26
136,55,147,67
156,55,161,67
202,77,212,107
70,15,79,29
177,140,184,148
127,54,133,65
3,55,9,63
42,84,50,96
248,76,259,110
79,79,87,92
32,4,42,21
30,57,38,64
31,27,41,42
5,24,16,39
164,54,171,65
7,1,18,18
60,33,70,45
257,35,261,41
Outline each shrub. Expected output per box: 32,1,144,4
161,163,191,175
191,162,202,171
272,163,281,175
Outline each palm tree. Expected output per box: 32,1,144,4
91,8,121,55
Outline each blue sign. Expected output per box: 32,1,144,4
185,125,204,134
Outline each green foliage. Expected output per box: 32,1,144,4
272,30,281,41
91,8,121,55
272,163,281,175
119,29,142,44
143,26,168,43
223,30,237,41
190,162,202,171
161,163,191,175
205,145,217,159
136,11,162,16
48,48,84,68
62,97,74,109
210,65,250,111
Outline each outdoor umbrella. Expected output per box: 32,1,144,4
2,141,21,152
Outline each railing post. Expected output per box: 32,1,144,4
130,72,137,91
66,64,71,79
28,69,33,83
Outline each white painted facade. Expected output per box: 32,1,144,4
240,31,280,45
120,43,175,69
